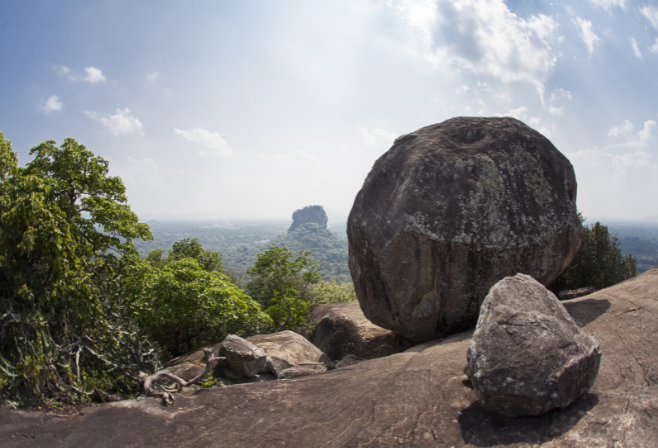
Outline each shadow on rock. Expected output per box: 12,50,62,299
458,393,599,447
564,299,611,327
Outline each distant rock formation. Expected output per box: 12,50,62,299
465,274,601,417
288,205,328,233
348,117,583,342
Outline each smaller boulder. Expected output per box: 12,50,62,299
308,301,413,362
465,274,601,417
558,287,597,300
334,354,367,369
247,330,332,378
278,363,328,379
219,335,267,378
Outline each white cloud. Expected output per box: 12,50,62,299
358,127,398,151
146,71,161,82
631,38,642,58
641,5,658,30
174,127,233,158
608,119,634,137
610,119,656,148
83,67,106,83
55,65,71,77
497,106,555,137
587,0,626,10
297,150,321,166
612,150,652,179
85,108,144,135
574,17,601,55
547,88,572,115
388,0,559,96
650,37,658,54
637,120,656,142
42,95,63,112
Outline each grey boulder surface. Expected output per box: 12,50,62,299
465,274,601,417
348,117,583,341
558,286,597,300
246,330,332,378
2,266,658,447
308,301,413,361
218,335,267,377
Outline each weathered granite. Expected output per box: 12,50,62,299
348,117,583,341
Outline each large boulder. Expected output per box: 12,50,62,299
348,117,583,341
247,330,332,378
219,335,267,378
308,301,413,361
4,267,658,447
465,273,601,417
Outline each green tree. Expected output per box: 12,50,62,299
306,280,357,311
126,255,270,359
247,245,321,331
549,220,637,294
0,134,157,406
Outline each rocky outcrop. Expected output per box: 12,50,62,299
288,205,328,233
465,274,601,417
558,286,597,300
4,267,658,448
219,335,267,377
348,117,583,342
247,330,332,378
308,301,413,361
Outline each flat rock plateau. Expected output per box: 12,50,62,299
2,266,657,447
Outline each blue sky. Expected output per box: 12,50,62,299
1,0,657,222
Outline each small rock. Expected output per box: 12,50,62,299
219,335,267,378
334,354,367,369
247,330,332,378
465,273,601,417
278,363,328,379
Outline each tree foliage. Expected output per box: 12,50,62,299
130,244,270,358
549,219,637,294
247,245,321,331
0,134,158,406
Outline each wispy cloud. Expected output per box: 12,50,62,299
587,0,626,10
575,18,601,56
256,152,290,161
650,37,658,54
358,127,398,152
497,106,555,137
608,120,634,137
146,71,161,82
641,5,658,30
174,127,233,158
42,95,63,113
631,38,642,58
84,108,143,135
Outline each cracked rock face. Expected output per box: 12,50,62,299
465,273,601,417
347,117,582,341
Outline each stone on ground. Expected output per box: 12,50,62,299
308,301,413,361
247,330,332,378
559,286,597,300
348,117,583,341
219,334,267,378
465,273,601,417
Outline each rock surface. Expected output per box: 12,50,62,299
348,117,582,341
288,205,328,233
247,330,332,377
308,301,413,361
219,335,266,377
3,266,658,448
465,274,601,417
558,286,597,300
